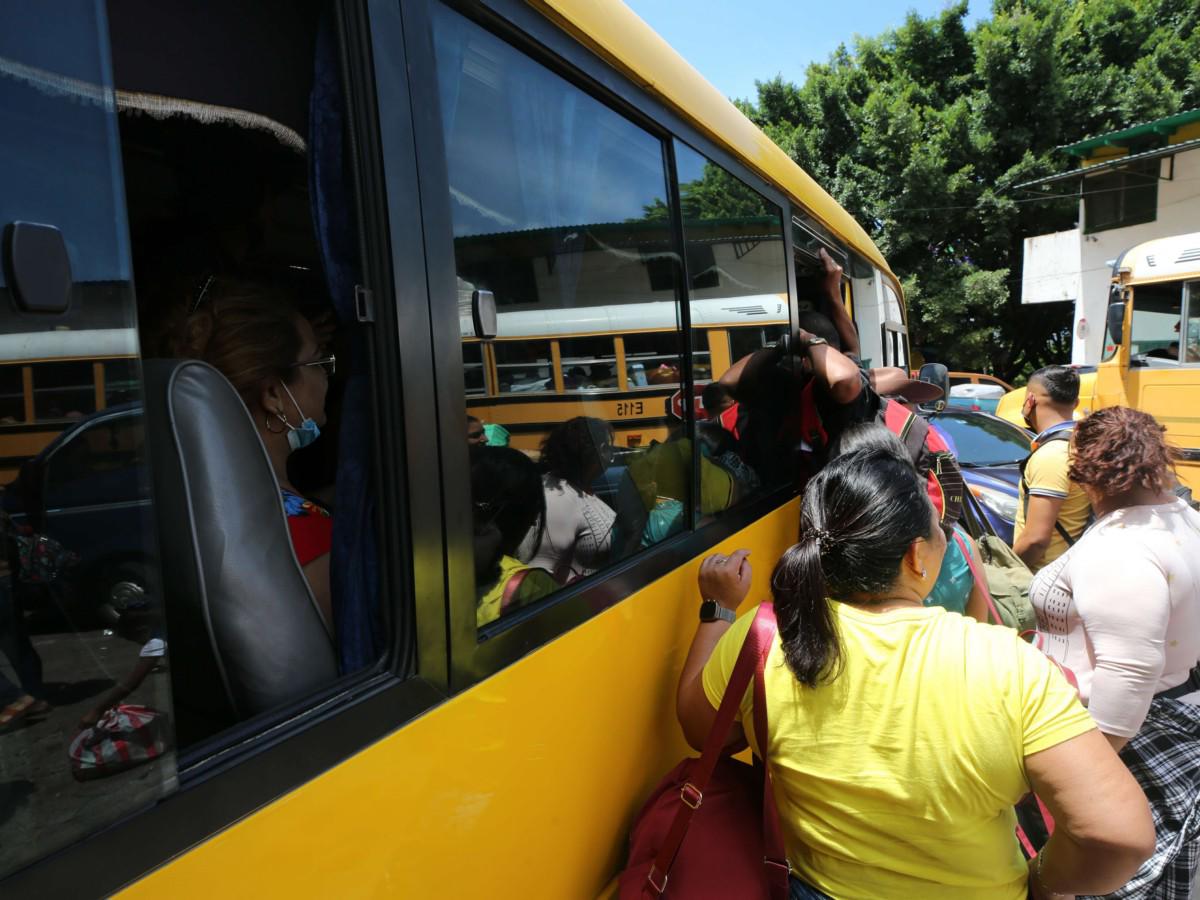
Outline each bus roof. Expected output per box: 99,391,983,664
1113,232,1200,282
461,294,789,338
530,0,894,282
0,328,138,363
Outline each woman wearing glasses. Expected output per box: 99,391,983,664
173,278,338,633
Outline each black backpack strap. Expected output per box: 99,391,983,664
1023,426,1086,545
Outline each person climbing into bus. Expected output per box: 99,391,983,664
1028,407,1200,898
1012,366,1091,572
718,246,877,486
523,417,617,584
701,380,740,440
471,445,557,626
172,278,336,633
676,445,1154,899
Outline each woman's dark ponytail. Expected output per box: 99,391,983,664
772,536,840,688
772,444,934,688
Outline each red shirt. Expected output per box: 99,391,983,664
281,488,333,566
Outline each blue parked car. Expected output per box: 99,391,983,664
2,403,153,624
927,408,1031,545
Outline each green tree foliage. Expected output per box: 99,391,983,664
739,0,1200,379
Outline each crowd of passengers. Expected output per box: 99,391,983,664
464,250,1200,896
4,239,1198,898
466,248,992,627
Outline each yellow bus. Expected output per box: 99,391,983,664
464,296,791,452
0,329,139,483
0,0,906,895
997,232,1200,490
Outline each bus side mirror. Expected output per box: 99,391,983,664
1106,297,1126,347
917,362,949,413
472,289,497,340
4,221,73,314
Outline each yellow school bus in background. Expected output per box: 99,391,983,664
465,296,789,452
1,0,908,895
1096,232,1200,489
998,232,1200,490
0,329,138,483
463,223,910,455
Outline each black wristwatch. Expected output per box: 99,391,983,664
699,599,737,624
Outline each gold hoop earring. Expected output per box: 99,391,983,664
265,411,289,435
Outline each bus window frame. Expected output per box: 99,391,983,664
4,1,451,894
404,0,801,691
1127,279,1189,365
1182,281,1200,366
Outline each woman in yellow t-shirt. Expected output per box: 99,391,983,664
676,446,1153,900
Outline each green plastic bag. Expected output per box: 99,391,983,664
977,534,1036,632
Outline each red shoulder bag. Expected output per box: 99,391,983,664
619,603,788,899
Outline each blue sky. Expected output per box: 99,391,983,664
624,0,986,103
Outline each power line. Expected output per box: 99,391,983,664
866,173,1200,213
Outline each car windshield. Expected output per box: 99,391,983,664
932,412,1031,466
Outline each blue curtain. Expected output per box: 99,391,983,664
309,16,381,673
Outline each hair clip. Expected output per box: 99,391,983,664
811,527,834,551
190,274,215,314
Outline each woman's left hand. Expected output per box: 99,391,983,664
698,549,752,611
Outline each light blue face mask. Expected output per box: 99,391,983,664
280,381,320,451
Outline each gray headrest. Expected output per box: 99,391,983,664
144,359,336,744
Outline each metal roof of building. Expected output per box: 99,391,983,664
1061,108,1200,158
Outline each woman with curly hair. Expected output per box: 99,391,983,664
1029,406,1200,898
523,417,617,584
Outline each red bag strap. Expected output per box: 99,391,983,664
646,604,783,898
499,569,529,614
751,604,789,898
954,530,1005,627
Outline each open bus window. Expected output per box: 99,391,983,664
462,342,487,395
0,365,25,423
728,325,788,367
559,337,618,391
675,141,790,512
624,333,682,388
495,341,553,393
430,3,695,623
31,362,98,422
1130,282,1183,361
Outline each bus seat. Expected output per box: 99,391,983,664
142,359,337,747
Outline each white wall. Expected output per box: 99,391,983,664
1022,229,1082,305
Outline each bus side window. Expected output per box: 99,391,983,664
429,4,692,621
675,141,790,507
31,362,98,422
1186,283,1200,363
1129,282,1184,360
0,365,24,424
0,2,176,880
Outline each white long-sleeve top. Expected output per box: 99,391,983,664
1029,497,1200,738
522,474,616,585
